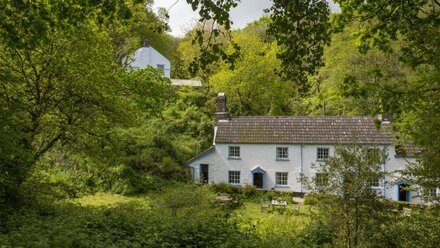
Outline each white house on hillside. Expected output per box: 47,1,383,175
126,40,171,78
125,40,202,86
187,93,431,203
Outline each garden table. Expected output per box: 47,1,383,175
271,200,287,213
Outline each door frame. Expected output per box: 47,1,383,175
397,183,411,202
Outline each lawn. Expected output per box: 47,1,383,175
67,192,151,208
232,201,314,238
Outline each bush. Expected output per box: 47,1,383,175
210,182,241,194
0,185,262,247
303,194,319,206
294,219,334,247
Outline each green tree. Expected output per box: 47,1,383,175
302,145,390,247
209,31,297,116
306,22,414,116
332,0,440,189
0,0,170,213
266,0,332,92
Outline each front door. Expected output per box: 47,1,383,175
253,173,263,189
398,184,410,202
200,164,209,184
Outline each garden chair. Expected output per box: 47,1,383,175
402,207,412,216
261,202,270,212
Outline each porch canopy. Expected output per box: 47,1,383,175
251,166,266,174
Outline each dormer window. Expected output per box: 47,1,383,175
276,147,289,160
228,146,240,159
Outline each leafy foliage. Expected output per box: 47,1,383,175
209,30,298,116
0,185,260,248
307,22,414,116
301,145,391,247
332,0,440,189
185,0,241,74
266,0,332,92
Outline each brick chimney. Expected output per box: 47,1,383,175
215,92,229,122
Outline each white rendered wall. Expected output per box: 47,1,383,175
149,47,171,78
383,146,418,202
188,143,417,202
129,47,150,69
126,47,171,78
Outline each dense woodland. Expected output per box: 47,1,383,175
0,0,439,247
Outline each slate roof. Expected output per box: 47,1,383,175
396,143,424,158
215,116,395,145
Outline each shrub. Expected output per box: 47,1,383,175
210,182,240,194
303,194,319,206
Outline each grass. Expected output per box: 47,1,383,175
67,192,151,208
65,191,314,240
233,201,314,238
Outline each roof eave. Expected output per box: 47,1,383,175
185,146,216,166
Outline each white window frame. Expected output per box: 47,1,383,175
423,187,439,200
228,146,240,159
228,171,241,184
317,147,330,161
369,177,381,188
275,172,288,187
276,147,289,160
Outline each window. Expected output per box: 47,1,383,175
317,147,329,160
275,172,288,186
156,64,165,75
315,173,329,187
228,171,240,184
429,188,438,197
228,146,240,158
276,147,289,160
369,177,381,187
423,187,438,199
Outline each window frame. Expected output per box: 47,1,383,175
275,172,289,187
156,64,165,75
369,177,381,188
228,146,241,159
316,147,330,161
276,147,289,160
423,187,438,200
228,170,241,184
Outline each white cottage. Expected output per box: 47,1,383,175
126,40,171,78
187,93,425,203
125,40,203,86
